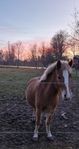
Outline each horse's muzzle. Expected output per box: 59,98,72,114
64,94,71,100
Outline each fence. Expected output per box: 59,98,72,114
0,67,79,136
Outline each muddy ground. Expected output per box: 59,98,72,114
0,89,79,149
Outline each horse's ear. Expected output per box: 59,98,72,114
68,60,73,67
56,60,61,70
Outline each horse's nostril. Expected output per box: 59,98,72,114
64,94,66,98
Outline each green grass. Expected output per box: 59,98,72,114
72,68,79,78
0,67,43,98
0,67,79,99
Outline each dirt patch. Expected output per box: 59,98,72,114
0,68,79,149
0,90,79,149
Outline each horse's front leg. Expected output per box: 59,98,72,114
33,107,41,141
45,112,54,141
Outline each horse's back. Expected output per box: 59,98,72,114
25,77,40,108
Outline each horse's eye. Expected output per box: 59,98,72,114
58,76,61,79
69,73,72,78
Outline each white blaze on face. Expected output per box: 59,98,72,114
62,69,71,99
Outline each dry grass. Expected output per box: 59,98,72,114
0,67,43,98
0,67,79,149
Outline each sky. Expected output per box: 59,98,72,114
0,0,79,47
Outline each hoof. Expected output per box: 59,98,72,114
32,137,38,142
47,136,54,141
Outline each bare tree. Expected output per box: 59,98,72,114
4,51,9,64
69,9,79,56
30,44,37,67
16,41,22,67
0,50,4,64
9,45,16,64
39,42,46,56
72,9,79,39
51,30,68,59
39,42,47,66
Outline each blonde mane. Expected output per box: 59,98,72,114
40,60,72,81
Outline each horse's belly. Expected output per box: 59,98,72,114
25,80,38,109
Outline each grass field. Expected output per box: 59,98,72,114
0,67,79,149
0,67,43,98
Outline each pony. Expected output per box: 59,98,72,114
25,60,72,141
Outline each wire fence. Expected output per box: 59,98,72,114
0,68,79,135
0,131,78,134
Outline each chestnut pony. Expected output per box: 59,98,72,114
25,60,72,141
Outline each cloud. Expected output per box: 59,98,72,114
0,25,28,35
0,26,15,33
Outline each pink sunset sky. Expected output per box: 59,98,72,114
0,0,79,45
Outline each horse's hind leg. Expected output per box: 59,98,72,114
31,109,35,123
45,112,54,141
32,109,43,124
33,107,41,141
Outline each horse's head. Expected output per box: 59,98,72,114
56,60,73,100
40,59,73,100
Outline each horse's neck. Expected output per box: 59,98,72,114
45,77,57,91
46,70,57,82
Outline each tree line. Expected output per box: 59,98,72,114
0,9,79,67
0,34,69,67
